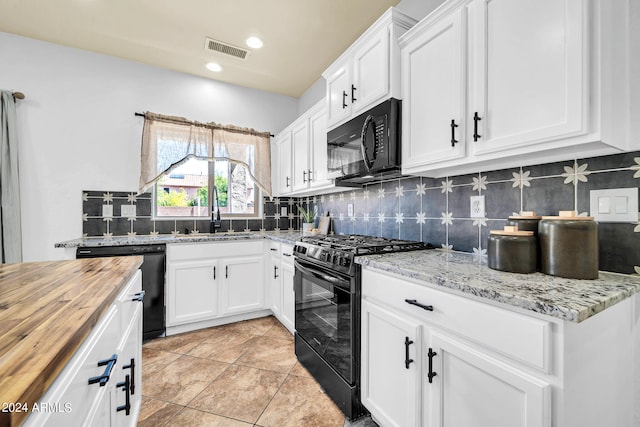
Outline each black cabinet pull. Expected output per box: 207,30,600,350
342,91,348,109
405,299,433,311
428,348,438,383
473,112,482,141
116,374,131,415
123,358,136,395
88,354,118,387
225,265,228,278
274,265,279,279
303,170,307,183
213,266,216,280
131,291,145,302
286,176,290,188
450,119,459,147
270,248,277,251
308,169,313,182
351,84,357,102
404,337,414,369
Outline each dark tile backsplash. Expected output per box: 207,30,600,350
82,151,639,275
82,192,300,238
304,151,640,275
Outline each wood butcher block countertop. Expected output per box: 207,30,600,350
0,256,142,427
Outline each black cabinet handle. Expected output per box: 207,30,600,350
428,348,438,383
123,358,136,395
213,266,216,280
225,265,228,278
286,177,290,188
88,354,118,387
270,248,277,251
283,253,292,257
404,337,414,369
116,374,131,415
450,119,459,147
473,112,482,141
308,169,313,182
342,91,348,109
303,170,307,183
351,84,357,103
405,299,434,311
131,291,145,302
274,265,279,279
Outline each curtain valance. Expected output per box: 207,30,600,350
139,112,272,196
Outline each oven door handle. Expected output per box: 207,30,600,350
295,259,350,287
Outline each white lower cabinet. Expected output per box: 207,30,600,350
166,241,267,334
279,247,295,333
24,270,143,427
361,299,423,427
426,331,550,427
267,242,295,334
361,267,638,427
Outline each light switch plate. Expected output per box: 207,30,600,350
590,188,638,222
281,206,288,217
102,204,113,218
348,203,354,217
121,205,136,218
470,195,485,218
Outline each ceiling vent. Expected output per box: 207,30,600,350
204,37,249,59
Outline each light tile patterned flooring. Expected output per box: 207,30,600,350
138,316,347,427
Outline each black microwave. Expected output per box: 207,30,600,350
327,98,401,187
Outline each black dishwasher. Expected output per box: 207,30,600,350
76,244,166,340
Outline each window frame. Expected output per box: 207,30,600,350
152,159,262,220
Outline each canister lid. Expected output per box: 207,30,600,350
490,225,534,236
508,211,542,220
541,210,594,220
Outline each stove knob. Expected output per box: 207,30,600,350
334,254,342,265
342,257,350,267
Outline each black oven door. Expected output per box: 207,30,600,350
294,258,355,384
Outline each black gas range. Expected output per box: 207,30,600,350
292,234,431,420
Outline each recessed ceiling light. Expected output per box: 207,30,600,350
245,36,263,49
206,62,222,72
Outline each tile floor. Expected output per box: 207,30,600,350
138,316,349,427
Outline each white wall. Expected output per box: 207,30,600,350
1,32,298,262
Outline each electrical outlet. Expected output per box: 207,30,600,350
102,204,113,218
121,205,136,218
470,195,485,218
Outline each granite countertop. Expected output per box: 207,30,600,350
55,230,303,248
356,249,640,323
0,257,142,427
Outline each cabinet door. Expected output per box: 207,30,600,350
279,132,293,195
361,299,422,427
426,331,550,427
221,255,265,315
113,304,143,427
280,258,295,333
326,63,352,128
352,29,390,116
166,260,218,325
401,8,466,171
308,105,330,188
468,0,586,155
291,119,310,192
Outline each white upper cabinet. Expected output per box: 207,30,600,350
401,8,466,168
273,100,333,196
323,8,417,130
401,0,633,177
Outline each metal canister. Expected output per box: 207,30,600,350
506,213,542,271
538,215,598,279
488,228,537,274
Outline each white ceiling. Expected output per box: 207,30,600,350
0,0,402,98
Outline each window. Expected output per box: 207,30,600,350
154,157,260,218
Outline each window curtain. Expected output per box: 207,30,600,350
139,112,272,196
0,91,22,263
